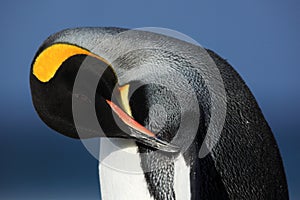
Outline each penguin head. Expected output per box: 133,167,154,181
29,28,200,153
30,44,119,138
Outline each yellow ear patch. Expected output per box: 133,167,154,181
119,84,132,117
33,43,106,82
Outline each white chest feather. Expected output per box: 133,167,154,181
174,154,191,200
98,138,191,200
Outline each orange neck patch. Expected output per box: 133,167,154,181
32,43,106,82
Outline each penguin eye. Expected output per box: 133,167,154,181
96,65,118,100
58,55,87,90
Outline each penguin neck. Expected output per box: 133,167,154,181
138,144,191,200
98,138,191,200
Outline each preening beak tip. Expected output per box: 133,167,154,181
105,99,156,138
105,99,180,153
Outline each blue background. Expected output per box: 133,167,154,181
0,0,299,199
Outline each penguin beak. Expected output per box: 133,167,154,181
106,85,179,153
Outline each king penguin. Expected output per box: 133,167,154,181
30,27,288,200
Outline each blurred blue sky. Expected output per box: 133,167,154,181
0,0,299,199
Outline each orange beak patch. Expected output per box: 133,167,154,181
106,100,156,138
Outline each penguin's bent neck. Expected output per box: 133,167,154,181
99,138,191,200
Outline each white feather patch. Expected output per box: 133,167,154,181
99,138,153,200
174,154,191,200
98,138,191,200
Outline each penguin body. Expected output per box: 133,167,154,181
30,27,288,200
99,138,191,200
99,138,154,200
